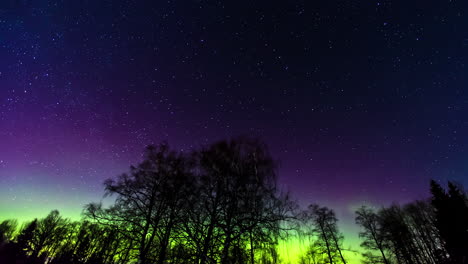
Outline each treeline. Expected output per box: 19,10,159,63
297,181,468,264
0,137,467,264
347,180,468,264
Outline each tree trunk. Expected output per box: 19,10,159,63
327,223,346,264
318,221,333,264
157,218,174,264
200,220,215,264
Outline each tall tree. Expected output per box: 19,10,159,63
379,204,427,264
302,204,347,264
355,206,390,264
30,210,69,260
200,137,290,264
85,143,193,264
431,180,468,263
182,137,292,264
403,200,447,264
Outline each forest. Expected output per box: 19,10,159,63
1,137,467,264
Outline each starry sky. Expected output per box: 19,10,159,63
1,0,468,256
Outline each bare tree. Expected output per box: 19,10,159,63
302,204,347,264
85,143,193,264
182,137,292,264
355,206,390,264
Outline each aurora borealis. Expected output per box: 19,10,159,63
2,1,468,262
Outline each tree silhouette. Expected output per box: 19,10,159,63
0,219,17,245
5,139,468,264
431,180,468,263
403,200,447,264
29,210,69,260
183,137,292,264
85,143,194,264
0,219,38,263
355,206,390,264
353,181,466,264
302,204,347,264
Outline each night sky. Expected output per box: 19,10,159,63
1,0,468,257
